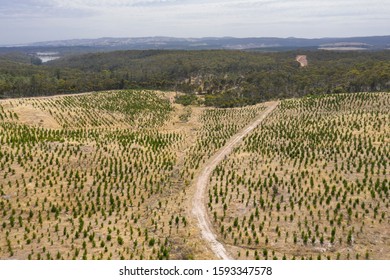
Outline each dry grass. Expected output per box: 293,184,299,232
1,90,388,260
207,92,389,260
0,90,267,260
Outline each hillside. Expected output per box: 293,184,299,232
0,90,389,260
208,92,390,260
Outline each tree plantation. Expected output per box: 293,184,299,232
0,90,388,260
208,92,389,260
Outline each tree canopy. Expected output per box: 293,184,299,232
1,50,389,107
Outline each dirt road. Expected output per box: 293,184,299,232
296,55,308,67
192,101,279,260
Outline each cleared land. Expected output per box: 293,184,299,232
193,101,278,260
296,55,308,67
0,90,267,260
207,92,389,260
0,90,388,260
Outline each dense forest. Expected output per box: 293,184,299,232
0,50,389,107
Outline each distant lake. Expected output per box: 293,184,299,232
36,52,60,63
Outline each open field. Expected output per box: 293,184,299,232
0,90,389,260
0,90,269,260
193,101,279,260
207,92,389,260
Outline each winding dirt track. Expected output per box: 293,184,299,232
192,101,279,260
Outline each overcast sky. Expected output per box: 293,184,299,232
1,0,389,45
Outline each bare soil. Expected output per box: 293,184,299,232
296,55,308,67
192,102,279,259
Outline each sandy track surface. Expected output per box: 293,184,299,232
296,55,308,67
192,101,279,260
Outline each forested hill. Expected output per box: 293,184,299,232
10,35,390,50
1,50,389,107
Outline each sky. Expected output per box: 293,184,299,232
0,0,389,45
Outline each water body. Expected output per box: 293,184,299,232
318,47,368,51
36,52,60,63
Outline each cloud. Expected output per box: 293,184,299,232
0,0,389,44
48,0,195,9
131,0,194,8
0,0,96,18
2,0,388,19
